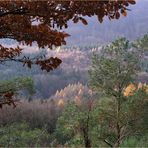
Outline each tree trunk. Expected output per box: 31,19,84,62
82,127,91,148
114,95,121,148
116,123,121,148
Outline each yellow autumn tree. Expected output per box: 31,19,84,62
57,99,64,107
124,83,136,97
124,83,148,97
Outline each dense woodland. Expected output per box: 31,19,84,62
0,0,148,147
0,42,147,99
0,36,148,147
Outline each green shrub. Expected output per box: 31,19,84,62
0,122,49,147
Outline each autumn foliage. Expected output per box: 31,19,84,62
124,83,148,97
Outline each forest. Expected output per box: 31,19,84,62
0,36,148,147
0,1,148,148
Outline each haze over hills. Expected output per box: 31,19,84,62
64,0,148,46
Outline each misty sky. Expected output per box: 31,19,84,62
64,0,148,46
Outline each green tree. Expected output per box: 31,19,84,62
0,77,35,107
55,96,100,148
89,37,148,147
